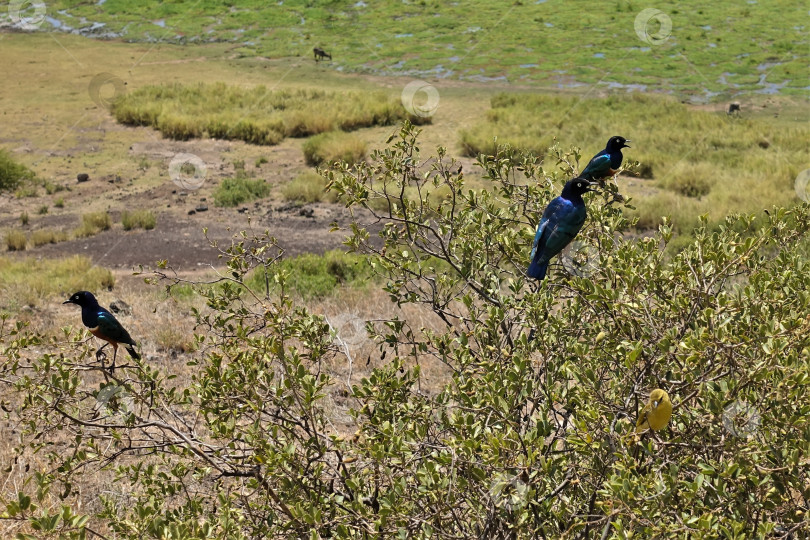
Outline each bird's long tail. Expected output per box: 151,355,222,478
526,260,549,280
126,344,141,360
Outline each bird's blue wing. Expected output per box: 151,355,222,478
542,204,587,259
581,154,611,180
527,197,567,279
95,310,135,346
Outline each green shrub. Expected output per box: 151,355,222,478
246,250,374,298
121,210,156,230
302,131,366,167
5,230,26,251
2,128,807,539
20,212,29,226
281,170,338,203
0,148,36,192
54,197,65,208
38,205,48,215
213,177,270,207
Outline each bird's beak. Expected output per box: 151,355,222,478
623,140,631,148
652,400,659,408
63,299,73,305
583,180,595,192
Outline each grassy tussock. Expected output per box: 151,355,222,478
74,212,112,238
0,255,114,309
31,228,70,246
460,93,809,230
121,210,157,231
4,230,27,251
282,170,339,204
112,83,429,145
303,131,366,167
213,177,271,207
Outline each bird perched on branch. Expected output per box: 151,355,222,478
527,178,593,281
578,136,630,182
636,388,672,433
64,291,140,371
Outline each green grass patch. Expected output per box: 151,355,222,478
246,250,376,299
45,0,809,96
74,211,112,238
282,170,338,204
0,255,115,310
112,83,427,145
460,92,810,232
213,177,271,207
0,148,36,192
303,132,366,167
122,210,157,230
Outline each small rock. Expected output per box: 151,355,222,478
188,209,197,215
109,299,132,316
77,173,89,183
196,204,208,212
171,189,177,194
179,191,188,197
299,208,315,218
200,197,206,202
238,207,248,214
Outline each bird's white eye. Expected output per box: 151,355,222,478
577,183,582,188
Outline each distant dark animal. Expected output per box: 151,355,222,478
727,102,741,115
313,47,332,61
77,173,90,183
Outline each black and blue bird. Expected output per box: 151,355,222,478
64,291,140,370
527,178,593,281
578,135,630,182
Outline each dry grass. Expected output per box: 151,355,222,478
30,228,70,246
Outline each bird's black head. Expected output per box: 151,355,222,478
606,136,630,151
63,291,98,307
562,178,593,198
